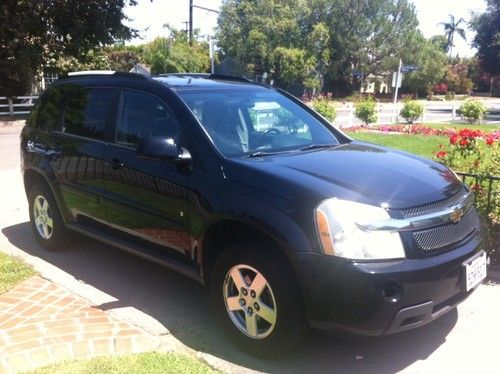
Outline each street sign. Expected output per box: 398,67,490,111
401,65,418,73
351,70,363,78
391,72,403,88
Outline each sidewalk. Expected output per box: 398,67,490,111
0,276,161,373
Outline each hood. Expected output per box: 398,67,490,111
224,142,464,209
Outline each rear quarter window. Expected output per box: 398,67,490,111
27,86,65,131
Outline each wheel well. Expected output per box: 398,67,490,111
202,220,293,283
24,169,46,196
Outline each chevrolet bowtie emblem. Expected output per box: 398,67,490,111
450,207,464,223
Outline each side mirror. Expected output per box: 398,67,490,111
136,138,191,163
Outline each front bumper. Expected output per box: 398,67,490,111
290,231,485,336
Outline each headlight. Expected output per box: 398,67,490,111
315,198,405,260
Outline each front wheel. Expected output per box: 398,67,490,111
211,244,308,356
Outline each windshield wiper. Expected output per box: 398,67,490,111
300,143,338,151
245,151,281,158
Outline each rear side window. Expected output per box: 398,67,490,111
63,88,114,140
116,90,180,146
28,87,64,131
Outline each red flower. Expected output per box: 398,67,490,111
460,138,469,147
486,136,494,146
436,150,447,159
450,134,459,145
470,183,482,191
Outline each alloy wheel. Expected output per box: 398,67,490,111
223,264,277,339
33,195,53,239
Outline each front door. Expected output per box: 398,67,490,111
101,89,191,263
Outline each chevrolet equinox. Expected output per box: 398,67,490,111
21,72,487,356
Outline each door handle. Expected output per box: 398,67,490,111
111,158,124,169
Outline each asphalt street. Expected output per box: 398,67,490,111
1,120,499,373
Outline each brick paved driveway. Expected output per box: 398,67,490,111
0,277,159,373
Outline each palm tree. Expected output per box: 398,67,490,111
439,14,466,57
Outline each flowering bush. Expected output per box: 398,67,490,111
434,82,448,94
459,100,487,124
343,124,458,137
312,96,336,121
435,129,499,255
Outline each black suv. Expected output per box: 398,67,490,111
21,72,487,355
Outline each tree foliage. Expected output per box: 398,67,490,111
0,0,137,95
470,0,500,76
402,34,448,95
217,0,420,94
142,27,209,75
438,14,466,56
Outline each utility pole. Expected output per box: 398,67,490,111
188,1,220,45
189,0,193,45
392,59,402,124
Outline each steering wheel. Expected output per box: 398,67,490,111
263,128,282,135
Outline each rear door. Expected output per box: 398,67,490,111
50,85,116,225
101,88,191,262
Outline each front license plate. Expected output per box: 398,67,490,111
463,251,487,292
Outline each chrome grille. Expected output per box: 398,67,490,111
401,189,469,218
413,210,479,252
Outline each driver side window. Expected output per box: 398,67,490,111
116,90,180,146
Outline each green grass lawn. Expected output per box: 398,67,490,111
0,252,36,294
349,132,446,159
28,352,218,374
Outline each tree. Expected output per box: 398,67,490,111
217,0,420,95
0,0,137,95
403,35,448,96
470,0,500,76
444,62,474,94
439,14,466,56
142,27,209,74
430,35,449,53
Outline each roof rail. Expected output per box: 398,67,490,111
208,74,253,83
67,71,149,80
157,72,253,83
157,73,210,79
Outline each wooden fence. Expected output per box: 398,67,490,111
0,96,38,116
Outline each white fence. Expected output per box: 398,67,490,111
333,101,498,126
0,96,38,116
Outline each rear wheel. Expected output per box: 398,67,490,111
28,182,68,250
211,243,308,356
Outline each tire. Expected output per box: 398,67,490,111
28,182,69,251
210,243,308,357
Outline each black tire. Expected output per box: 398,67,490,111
210,243,308,357
28,182,69,250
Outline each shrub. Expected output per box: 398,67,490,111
434,129,499,257
434,82,448,94
399,100,424,123
312,97,336,122
444,91,455,100
460,100,487,124
354,97,377,126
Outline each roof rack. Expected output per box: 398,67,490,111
157,72,253,83
67,71,149,80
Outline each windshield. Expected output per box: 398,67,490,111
178,88,340,157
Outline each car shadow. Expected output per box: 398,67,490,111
2,222,458,373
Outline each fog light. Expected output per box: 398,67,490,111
382,280,403,303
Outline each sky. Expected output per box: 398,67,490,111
124,0,487,57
